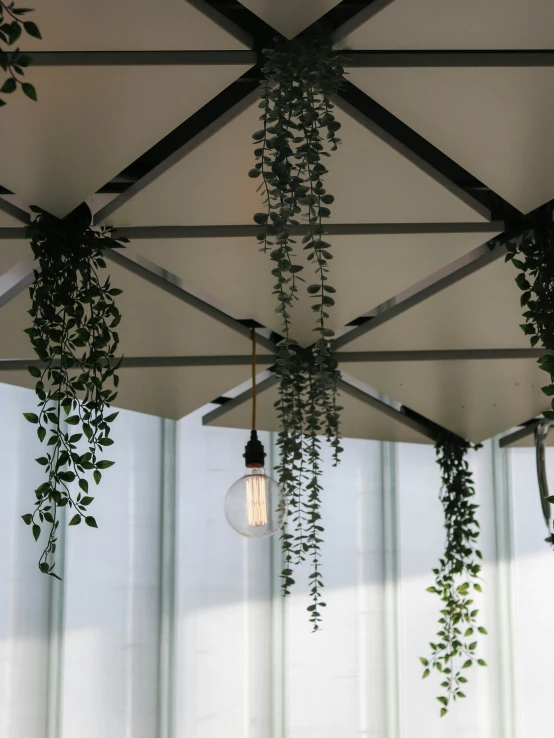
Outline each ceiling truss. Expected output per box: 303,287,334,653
1,0,552,444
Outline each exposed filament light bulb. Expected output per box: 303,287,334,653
224,432,285,539
246,468,268,527
224,329,286,538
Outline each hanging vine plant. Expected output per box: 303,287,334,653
0,2,41,107
506,213,554,543
249,33,345,628
21,207,125,578
421,434,486,716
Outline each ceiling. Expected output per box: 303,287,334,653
0,0,551,444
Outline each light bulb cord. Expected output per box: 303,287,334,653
251,328,256,431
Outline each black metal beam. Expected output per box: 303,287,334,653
104,246,277,353
2,348,543,372
0,228,26,239
327,0,399,42
345,50,554,67
0,355,277,371
110,221,503,240
8,50,257,66
202,373,279,425
499,420,543,448
94,71,261,222
336,79,520,222
0,196,30,225
333,238,507,350
337,349,548,362
186,0,278,49
337,376,443,442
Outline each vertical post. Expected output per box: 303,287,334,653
158,419,177,738
45,504,66,738
491,439,518,738
269,432,286,738
381,442,402,738
45,416,68,738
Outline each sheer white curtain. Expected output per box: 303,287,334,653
1,380,554,738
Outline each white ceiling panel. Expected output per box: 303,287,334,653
342,256,529,353
344,359,547,443
107,101,488,227
341,0,554,50
238,0,341,39
349,67,554,214
130,232,492,345
204,381,432,444
0,64,251,217
0,364,253,421
29,0,246,50
0,250,268,359
0,240,27,274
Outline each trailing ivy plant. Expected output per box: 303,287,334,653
506,215,554,544
0,2,40,106
21,208,125,578
421,435,486,716
249,34,345,628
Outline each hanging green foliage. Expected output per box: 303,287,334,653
421,435,486,716
507,214,554,544
0,2,40,106
21,209,125,578
249,34,345,628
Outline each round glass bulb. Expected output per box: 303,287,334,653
225,467,286,539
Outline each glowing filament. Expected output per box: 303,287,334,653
246,474,268,527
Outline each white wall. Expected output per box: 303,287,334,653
1,381,554,738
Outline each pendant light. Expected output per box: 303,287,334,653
224,329,286,538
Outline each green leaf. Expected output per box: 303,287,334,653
32,524,41,541
437,696,448,706
477,659,487,667
27,365,41,378
440,708,447,718
79,479,89,493
37,426,46,442
80,496,94,506
1,77,17,94
23,412,39,424
22,82,37,101
65,415,80,425
21,513,33,525
248,168,262,178
68,515,81,526
85,516,98,528
96,460,115,469
39,562,49,573
419,657,429,666
93,470,102,485
23,21,42,39
422,669,430,679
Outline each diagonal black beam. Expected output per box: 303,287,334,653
104,245,277,353
338,374,469,443
326,0,399,42
333,238,507,350
345,50,554,67
186,0,278,49
94,69,261,222
0,196,30,225
336,79,520,222
202,373,279,425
